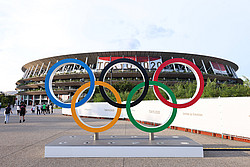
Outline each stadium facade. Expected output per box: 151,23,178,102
15,51,242,106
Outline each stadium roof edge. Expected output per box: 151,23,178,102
21,51,239,72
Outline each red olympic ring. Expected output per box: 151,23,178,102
153,58,204,108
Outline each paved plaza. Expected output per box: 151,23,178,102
0,108,249,167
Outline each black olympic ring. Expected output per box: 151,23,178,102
99,58,149,108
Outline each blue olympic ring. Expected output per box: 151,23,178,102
45,59,95,108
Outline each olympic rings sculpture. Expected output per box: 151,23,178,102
45,58,204,133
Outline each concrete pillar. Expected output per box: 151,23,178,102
184,63,188,72
78,63,81,70
19,96,21,105
232,68,238,78
181,57,188,72
44,61,51,75
72,59,76,71
135,55,138,72
61,65,66,73
225,65,232,74
209,61,216,74
192,59,196,65
26,95,29,105
228,66,234,76
171,57,176,71
122,55,124,72
24,67,31,79
84,57,88,73
23,69,28,79
229,66,237,78
228,66,234,77
201,60,208,74
148,55,151,72
38,63,44,76
27,66,34,78
32,64,39,77
39,95,42,105
15,95,18,105
32,95,35,105
96,56,99,71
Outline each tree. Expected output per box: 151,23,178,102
0,95,15,108
242,76,250,87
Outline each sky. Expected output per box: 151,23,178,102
0,0,250,91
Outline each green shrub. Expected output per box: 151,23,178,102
89,77,250,102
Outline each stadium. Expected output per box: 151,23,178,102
15,51,242,106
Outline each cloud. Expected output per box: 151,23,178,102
113,38,141,50
146,25,174,39
120,39,141,49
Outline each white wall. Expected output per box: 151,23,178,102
62,97,250,138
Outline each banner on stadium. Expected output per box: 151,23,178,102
211,62,227,75
96,56,162,70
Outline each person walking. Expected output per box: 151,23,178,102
19,101,26,123
31,105,35,113
4,104,13,124
46,104,50,114
36,104,41,115
42,103,46,115
50,104,53,114
16,105,20,115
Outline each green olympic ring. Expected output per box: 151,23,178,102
126,81,177,133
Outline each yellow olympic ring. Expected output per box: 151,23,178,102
71,81,122,133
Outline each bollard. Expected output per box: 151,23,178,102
149,132,154,141
94,132,99,140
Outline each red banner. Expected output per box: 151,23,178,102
211,62,227,75
96,56,162,70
